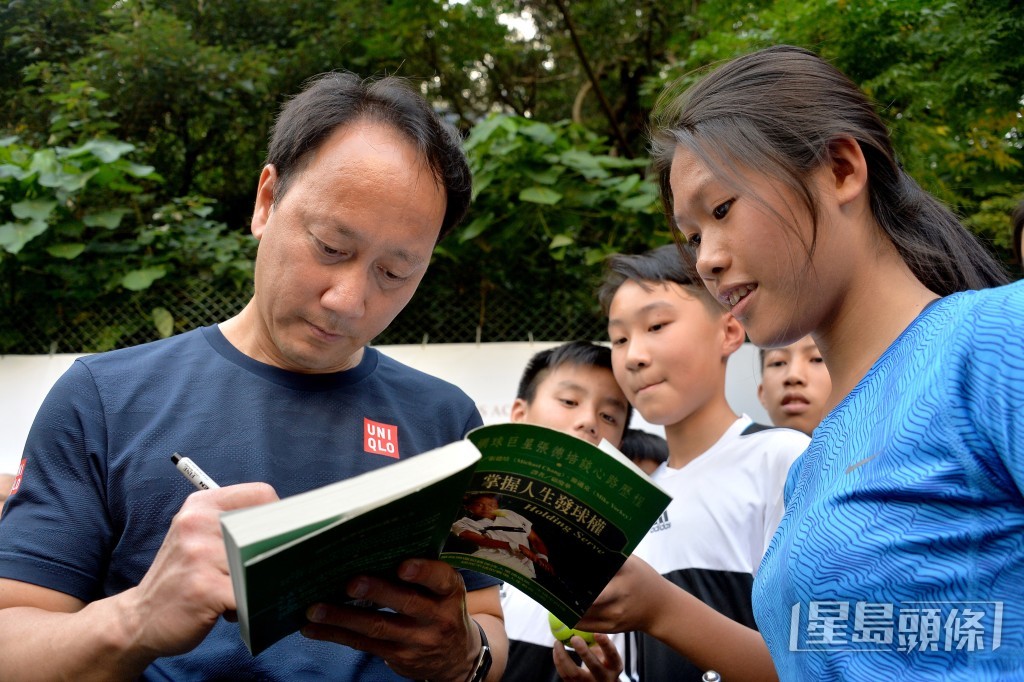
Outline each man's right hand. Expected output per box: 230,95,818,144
0,482,277,681
119,482,278,657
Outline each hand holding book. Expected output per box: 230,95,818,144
217,422,672,654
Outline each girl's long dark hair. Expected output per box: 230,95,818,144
651,45,1008,296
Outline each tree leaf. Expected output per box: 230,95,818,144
84,208,129,229
584,247,609,266
520,187,563,205
11,199,57,221
0,164,27,180
28,149,58,176
459,214,492,242
465,114,509,150
520,122,557,146
152,307,174,338
121,266,167,291
56,167,100,192
67,139,135,163
549,234,574,249
621,193,657,210
124,163,156,178
0,220,48,254
525,168,562,185
46,243,86,259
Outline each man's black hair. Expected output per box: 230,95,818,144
266,71,472,241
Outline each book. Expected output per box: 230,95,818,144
219,422,672,655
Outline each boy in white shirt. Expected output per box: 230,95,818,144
565,245,809,681
500,341,632,682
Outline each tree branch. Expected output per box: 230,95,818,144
549,0,633,158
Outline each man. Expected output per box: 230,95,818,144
452,493,554,579
0,473,15,516
0,73,505,681
500,341,632,682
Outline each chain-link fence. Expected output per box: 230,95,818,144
5,278,608,355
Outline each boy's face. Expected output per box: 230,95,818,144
465,495,500,519
511,363,629,447
607,280,732,427
758,335,831,435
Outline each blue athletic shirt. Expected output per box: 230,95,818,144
754,280,1024,680
0,325,499,681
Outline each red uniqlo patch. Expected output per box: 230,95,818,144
363,418,400,459
10,458,26,495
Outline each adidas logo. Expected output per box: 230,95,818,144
649,511,671,533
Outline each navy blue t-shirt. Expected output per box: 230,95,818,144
0,326,498,680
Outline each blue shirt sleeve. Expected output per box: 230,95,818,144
0,360,114,601
948,282,1024,498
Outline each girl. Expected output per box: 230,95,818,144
556,45,1022,681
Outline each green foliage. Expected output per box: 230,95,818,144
415,113,670,339
0,130,254,352
657,0,1024,266
0,0,1020,351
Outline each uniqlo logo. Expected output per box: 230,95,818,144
10,458,26,495
364,418,400,459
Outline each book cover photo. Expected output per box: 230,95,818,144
442,423,671,629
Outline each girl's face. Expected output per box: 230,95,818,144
668,146,844,349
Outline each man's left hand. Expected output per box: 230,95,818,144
301,558,486,682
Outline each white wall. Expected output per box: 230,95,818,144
0,343,767,474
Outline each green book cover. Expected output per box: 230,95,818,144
220,424,671,655
220,440,481,655
442,423,672,628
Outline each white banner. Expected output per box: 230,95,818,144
0,343,768,475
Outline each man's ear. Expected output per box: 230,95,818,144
757,382,767,407
720,312,745,359
251,165,278,239
828,136,869,208
510,398,530,423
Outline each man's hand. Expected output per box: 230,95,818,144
521,547,555,575
301,558,485,682
118,483,278,661
0,482,278,681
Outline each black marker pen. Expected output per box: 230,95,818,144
171,453,221,491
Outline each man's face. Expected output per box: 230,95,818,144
511,363,629,447
758,335,832,435
244,120,446,373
